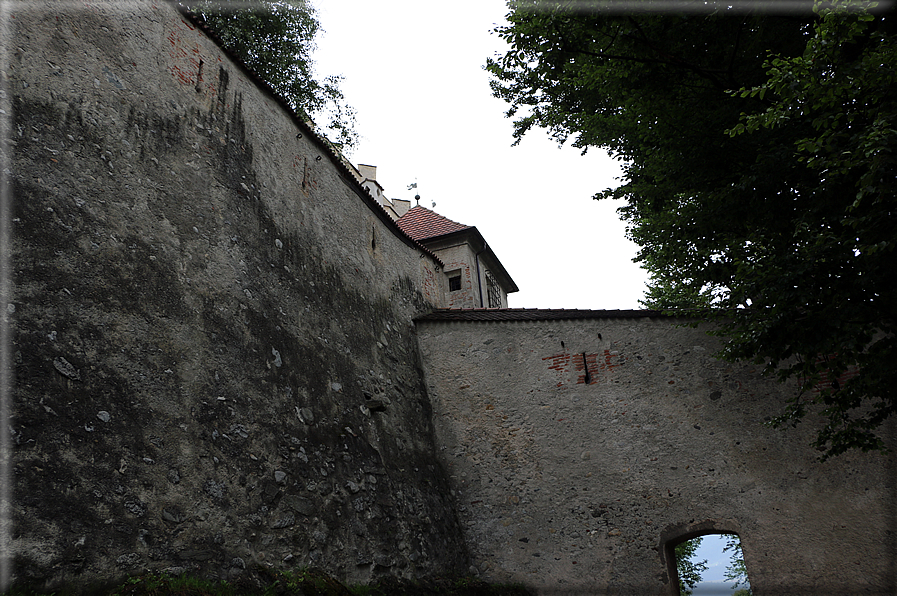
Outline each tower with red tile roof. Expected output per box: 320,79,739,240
397,205,518,309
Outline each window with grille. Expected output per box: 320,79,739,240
485,269,502,308
448,270,462,292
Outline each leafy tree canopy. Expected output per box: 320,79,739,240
674,537,707,595
675,534,751,595
186,0,358,152
723,534,751,593
487,0,897,459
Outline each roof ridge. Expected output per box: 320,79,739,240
397,205,472,241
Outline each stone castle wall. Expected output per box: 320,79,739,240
9,0,465,588
416,316,896,596
6,2,896,595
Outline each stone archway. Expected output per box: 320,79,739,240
660,519,745,596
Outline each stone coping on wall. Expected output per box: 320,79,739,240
415,308,670,322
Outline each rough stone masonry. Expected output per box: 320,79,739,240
9,0,464,588
416,313,896,595
5,1,896,595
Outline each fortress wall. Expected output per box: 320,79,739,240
9,0,465,587
416,317,896,596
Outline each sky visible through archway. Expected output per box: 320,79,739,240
688,534,745,595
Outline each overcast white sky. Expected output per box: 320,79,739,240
312,0,650,310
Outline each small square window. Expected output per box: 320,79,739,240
449,275,462,292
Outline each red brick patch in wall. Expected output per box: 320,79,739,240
807,362,861,394
422,266,439,304
544,353,572,371
167,20,222,99
542,349,625,385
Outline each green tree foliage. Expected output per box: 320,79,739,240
723,534,751,594
674,537,707,596
187,0,358,151
487,0,896,459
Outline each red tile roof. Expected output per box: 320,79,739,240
396,206,471,241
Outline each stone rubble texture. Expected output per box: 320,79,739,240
6,1,896,595
10,0,463,588
416,318,896,596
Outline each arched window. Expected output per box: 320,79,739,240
661,521,752,595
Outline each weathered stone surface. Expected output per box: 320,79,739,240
417,318,896,596
282,495,315,517
10,0,465,587
8,2,895,595
52,357,81,381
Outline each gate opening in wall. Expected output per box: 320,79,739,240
667,532,752,595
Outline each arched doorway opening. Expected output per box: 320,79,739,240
661,521,752,595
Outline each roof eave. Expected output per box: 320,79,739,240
415,228,518,294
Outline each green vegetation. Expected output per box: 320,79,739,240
2,570,532,596
674,537,708,596
723,535,751,594
487,0,897,459
673,533,751,595
185,0,358,152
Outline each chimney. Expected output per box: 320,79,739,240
357,164,377,181
355,164,405,220
393,199,411,218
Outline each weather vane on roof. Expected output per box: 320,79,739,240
408,180,420,205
